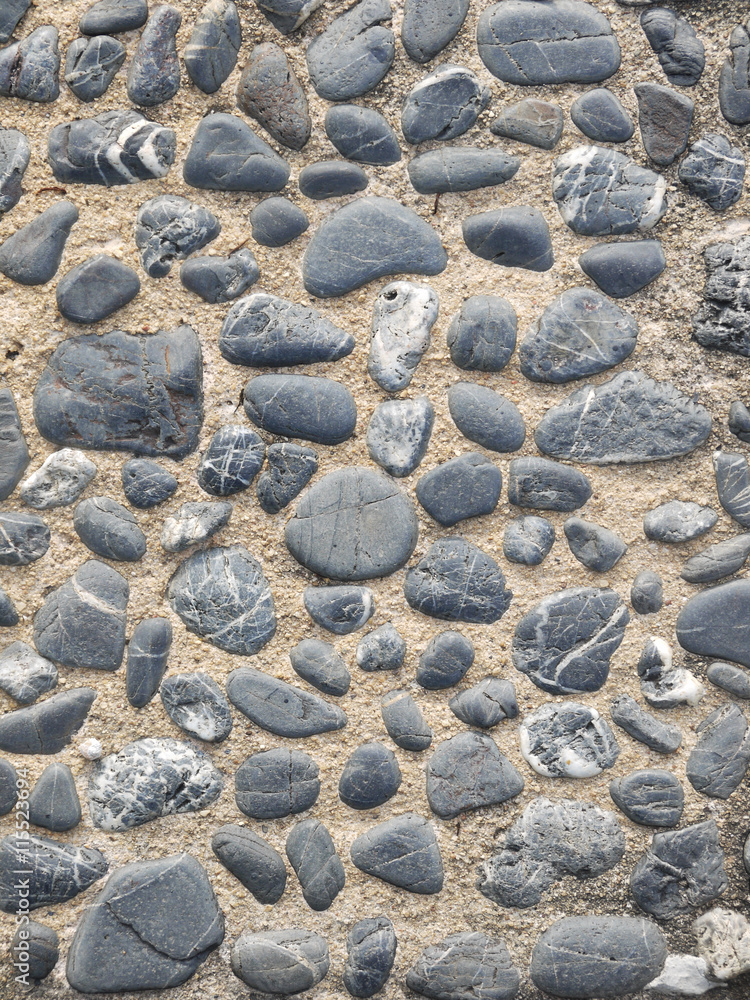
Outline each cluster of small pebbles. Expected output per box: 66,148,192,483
1,0,750,998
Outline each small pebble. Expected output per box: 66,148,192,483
254,0,323,34
381,689,432,751
0,25,60,102
682,533,750,584
635,82,694,166
11,921,58,983
289,639,351,697
126,617,172,709
407,932,519,1000
449,677,517,729
491,98,563,149
184,112,289,192
729,400,750,443
416,453,502,527
0,129,29,215
197,425,265,496
366,397,433,478
235,748,319,820
56,254,140,323
135,194,220,277
212,823,287,904
184,0,240,94
160,671,233,742
28,762,81,832
401,0,469,63
325,105,401,165
641,7,705,87
285,818,345,911
304,585,375,635
299,160,368,200
402,64,490,144
644,499,717,542
564,516,628,572
127,4,181,107
78,737,102,760
306,0,395,102
0,688,96,754
80,0,148,35
609,768,684,827
161,500,232,553
256,443,318,515
720,24,750,126
570,88,634,143
448,382,525,452
520,701,620,778
339,742,401,810
250,197,309,246
64,35,125,101
631,570,664,614
244,374,357,445
74,496,146,561
503,515,555,566
679,134,745,212
463,206,554,271
180,250,259,304
707,661,750,700
121,458,177,509
0,201,77,285
609,693,682,754
227,667,347,737
344,916,396,999
0,511,49,565
231,930,329,995
0,759,18,815
356,624,406,673
408,147,520,195
350,812,443,894
417,631,473,690
236,42,310,151
0,641,57,704
579,240,666,299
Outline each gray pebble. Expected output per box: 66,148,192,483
720,24,750,125
0,641,57,704
564,516,628,572
0,388,28,501
127,5,181,107
408,146,520,195
231,930,329,995
679,134,745,212
570,87,634,143
344,916,396,999
508,455,592,512
80,0,148,35
0,759,17,815
356,624,406,673
635,82,694,167
0,511,49,565
227,666,347,738
351,812,443,893
244,374,357,446
729,400,750,443
236,42,310,151
250,197,309,247
0,25,60,102
0,586,18,627
74,496,146,561
20,449,96,509
707,661,750,700
644,500,717,543
491,98,563,149
520,701,620,778
160,671,233,742
299,160,369,200
381,689,432,751
694,238,750,357
12,921,58,982
417,630,473,689
212,824,287,904
197,425,265,496
235,748,319,819
714,451,750,527
416,453,502,527
0,689,95,754
449,677,518,728
402,0,468,63
0,833,107,914
402,64,490,145
367,398,433,479
307,0,394,102
0,200,77,285
448,382,525,452
184,0,240,94
579,240,666,299
56,254,140,323
290,639,350,696
168,545,275,655
161,500,232,553
64,35,125,101
609,769,684,827
254,0,323,34
135,195,220,277
503,515,555,566
126,617,171,709
28,762,81,832
339,742,401,810
631,570,664,614
686,702,750,799
0,128,30,214
369,281,438,393
181,250,259,304
325,105,401,166
609,693,682,753
304,585,375,635
184,113,289,192
286,818,345,911
463,206,554,271
641,7,705,87
122,458,177,509
0,0,29,43
407,932,519,1000
427,731,523,819
256,443,318,515
682,533,750,584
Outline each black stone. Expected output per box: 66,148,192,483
0,387,29,501
401,64,489,145
180,250,259,304
64,35,125,101
160,671,233,742
235,747,319,819
183,112,289,192
122,458,177,509
643,499,717,542
564,516,628,572
126,4,181,107
339,742,401,810
503,515,555,566
304,585,375,635
491,98,563,149
570,87,634,143
0,641,57,704
715,451,750,527
682,533,750,584
306,0,394,102
634,82,694,167
80,0,148,35
197,425,265,496
0,25,60,102
344,916,396,999
231,930,329,994
401,0,469,63
12,921,58,982
299,160,368,200
245,374,356,446
350,812,443,893
325,105,401,165
212,824,287,904
289,638,351,696
409,146,520,195
720,25,750,126
0,201,77,285
28,762,81,832
707,661,750,701
0,758,17,815
416,453,502,527
693,238,750,357
677,579,750,668
236,41,310,151
135,195,220,277
356,623,405,673
729,400,750,443
227,667,347,737
449,677,518,729
285,818,345,910
609,769,684,827
126,617,171,708
462,206,554,271
426,731,524,819
448,382,525,452
74,496,146,561
0,833,107,914
184,0,241,95
407,932,519,1000
257,443,318,514
250,196,309,246
56,254,140,323
253,0,325,33
381,689,432,751
0,0,30,43
0,512,49,565
609,694,682,754
508,456,592,512
366,397,433,479
686,702,750,799
579,240,666,299
679,133,746,212
162,500,232,553
447,296,516,373
417,630,473,689
520,701,619,778
641,7,705,87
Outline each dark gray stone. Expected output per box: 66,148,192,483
686,702,750,799
679,134,745,212
250,197,309,246
609,769,684,827
339,742,401,810
325,105,400,165
0,512,49,565
417,453,502,527
184,113,289,192
693,238,750,357
0,25,60,102
369,281,438,392
570,88,634,143
306,0,394,102
56,255,140,323
126,4,181,106
28,763,81,832
237,41,310,151
160,671,233,742
707,661,750,700
609,694,682,753
641,8,705,87
729,400,750,443
513,587,628,695
344,916,396,999
0,128,29,213
401,0,469,63
0,0,29,43
630,819,727,919
66,854,223,993
579,240,666,299
74,496,146,561
122,458,177,508
135,195,220,277
720,25,750,126
409,147,519,195
235,748,319,819
185,0,240,94
0,586,17,627
503,516,555,566
0,688,96,754
80,0,148,35
491,98,563,149
635,82,694,166
530,916,667,998
253,0,324,34
356,624,405,673
286,818,345,910
448,382,525,452
682,533,750,584
0,834,107,914
231,930,329,995
286,468,418,581
401,64,490,144
0,201,77,285
244,374,356,446
407,932,519,1000
304,585,375,635
64,35,125,101
564,516,628,572
212,824,286,904
0,759,17,815
477,0,620,85
520,701,620,778
0,387,28,500
462,206,553,271
227,667,347,737
126,617,171,708
12,921,58,982
449,677,518,728
299,160,368,200
290,639,350,696
197,425,265,496
350,812,443,893
0,641,56,704
181,250,259,304
381,689,432,751
714,452,750,527
256,443,318,514
366,397,433,478
302,196,446,298
644,500,717,542
405,537,513,624
417,630,473,689
427,731,523,819
167,544,276,655
631,570,663,614
508,456,591,512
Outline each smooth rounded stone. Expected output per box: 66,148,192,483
449,677,518,729
184,0,240,94
720,25,750,126
0,387,29,501
408,932,520,1000
257,443,318,515
564,517,628,572
181,250,259,304
0,0,29,43
56,255,140,324
405,538,513,624
20,449,96,509
508,457,591,514
121,458,177,509
286,468,418,581
126,617,171,709
244,374,356,446
80,0,148,34
221,293,354,368
677,579,750,667
686,702,750,800
513,587,629,696
236,42,310,151
553,145,668,236
339,742,401,811
707,662,750,700
381,689,432,751
679,134,745,213
477,797,626,909
570,87,634,143
0,25,60,102
356,624,406,673
409,147,519,196
161,501,233,553
0,200,77,286
491,98,563,150
303,196,447,298
307,0,394,102
366,397,434,478
126,4,181,106
417,631,473,690
427,731,524,820
0,642,57,704
369,282,438,393
0,688,96,754
351,812,443,893
530,916,667,999
579,240,666,300
0,586,18,627
135,195,220,278
250,197,309,247
286,818,345,911
28,763,81,833
0,833,108,914
729,400,750,443
212,824,287,904
609,769,684,827
231,929,329,994
66,854,223,993
682,533,750,584
254,0,324,34
641,8,705,87
227,667,347,738
714,451,750,527
503,516,555,567
73,496,146,562
610,693,682,754
344,916,396,999
0,759,17,815
0,511,49,565
693,907,750,982
417,454,502,528
325,105,400,166
448,383,525,453
694,239,750,358
401,0,468,62
160,671,232,743
12,920,59,983
64,34,125,101
184,115,288,195
304,586,375,635
644,500,717,543
290,639,350,696
635,82,694,167
235,748,319,820
167,545,276,655
197,426,264,497
401,64,490,145
521,702,620,778
463,206,553,272
299,160,368,200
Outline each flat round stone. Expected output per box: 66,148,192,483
121,458,177,509
356,623,405,673
56,255,140,323
416,453,502,527
579,240,666,299
325,104,401,165
570,87,634,143
707,662,750,700
0,512,49,566
449,677,518,729
503,515,555,566
676,579,750,667
401,0,470,63
350,813,443,894
299,160,368,200
339,742,401,809
491,98,563,149
212,824,287,904
609,769,684,827
447,295,517,371
508,456,592,511
289,639,350,696
417,631,474,689
366,397,434,478
73,496,146,562
401,65,490,145
463,206,554,271
564,516,628,572
160,671,232,742
448,382,526,452
407,932,519,1000
244,374,356,445
250,197,309,247
381,689,432,751
231,930,329,995
303,585,375,635
408,147,519,195
644,500,717,543
234,748,319,819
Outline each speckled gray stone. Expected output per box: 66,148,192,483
0,26,60,102
73,496,146,561
409,147,520,195
356,624,405,673
227,667,347,737
126,5,181,106
448,382,525,453
64,35,125,101
235,748,319,819
0,128,30,214
286,818,345,911
161,500,232,553
520,701,620,778
56,254,140,322
463,206,554,271
0,833,107,914
579,240,666,299
416,453,502,527
236,42,310,151
417,631,473,690
508,456,592,512
635,82,694,167
0,387,28,501
564,517,628,572
231,930,329,995
644,500,718,542
381,689,432,751
693,237,750,357
160,671,233,742
122,459,177,509
299,160,369,200
407,932,520,1000
181,250,259,303
126,617,171,709
197,425,265,496
325,105,401,165
0,201,77,285
641,8,705,87
184,0,240,94
707,662,750,700
212,824,287,904
369,281,438,393
0,688,96,754
686,702,750,799
306,0,394,102
0,512,49,566
135,195,220,277
491,98,563,149
244,374,357,446
631,570,664,614
350,813,443,893
570,88,634,142
256,443,318,515
250,197,309,247
503,516,555,566
339,742,401,810
449,677,518,729
366,397,433,478
0,641,57,704
609,768,684,827
714,452,750,528
344,916,396,999
80,0,148,35
304,586,375,635
609,693,682,753
401,64,490,144
28,762,81,832
427,731,524,819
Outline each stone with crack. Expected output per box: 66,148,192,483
682,533,750,584
448,382,526,452
135,195,220,277
80,0,148,34
609,694,682,754
126,4,181,106
426,731,524,819
720,24,750,126
356,623,405,673
180,249,259,303
184,0,240,94
401,64,490,145
237,42,310,150
286,818,345,911
28,762,81,832
56,254,140,322
197,426,265,497
0,387,28,501
304,585,375,635
257,443,318,515
306,0,394,102
570,88,634,143
183,112,289,192
160,671,233,742
0,25,60,102
299,160,368,200
520,702,620,778
344,915,396,998
635,82,694,167
212,824,287,904
401,0,469,63
637,637,704,709
290,639,351,696
369,282,439,392
0,833,107,914
235,748,320,819
463,206,554,271
407,932,520,1000
161,500,232,553
121,458,177,509
631,570,663,614
244,374,357,446
254,0,324,34
508,456,591,511
351,812,443,893
74,496,146,561
0,512,49,565
504,515,555,566
491,98,563,149
366,397,433,478
339,742,401,810
641,7,704,87
227,667,347,737
609,769,684,827
417,453,502,527
0,200,77,285
579,240,666,299
0,128,29,213
449,677,518,729
0,641,57,704
644,499,717,542
326,104,401,165
381,689,432,751
0,688,96,754
250,196,308,246
64,35,125,101
714,452,750,526
695,238,750,357
126,617,172,708
231,929,330,994
686,702,750,799
446,295,517,371
693,907,750,981
417,630,473,689
564,517,628,572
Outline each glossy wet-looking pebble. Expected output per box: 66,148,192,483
1,0,750,998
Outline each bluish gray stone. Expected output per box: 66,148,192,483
339,742,401,810
0,512,49,565
0,834,107,914
227,667,347,737
369,281,438,392
682,533,750,584
631,570,663,614
564,517,628,572
679,134,745,212
449,677,518,728
135,195,220,277
235,748,319,819
401,64,490,144
508,456,592,512
579,240,666,299
306,0,394,102
304,586,375,635
0,759,18,816
197,425,265,496
303,196,447,298
644,500,717,542
707,662,750,701
184,0,240,94
405,537,512,624
729,400,750,443
253,0,324,34
28,763,81,832
417,631,473,689
74,496,146,562
408,147,519,195
0,586,17,627
0,201,77,285
366,397,433,478
256,443,318,515
33,560,128,671
641,8,705,87
686,702,750,799
160,671,232,742
693,238,750,357
290,639,350,696
126,4,181,106
402,0,468,62
34,326,203,459
231,930,329,994
122,458,177,509
0,128,29,213
503,516,555,566
635,82,694,167
477,0,620,85
80,0,148,35
299,160,368,200
0,688,96,754
0,641,57,704
448,382,525,453
491,98,563,149
56,255,140,323
350,813,443,893
426,731,523,819
64,35,125,101
609,694,682,753
244,374,356,445
12,921,58,982
0,26,60,102
0,0,29,43
407,933,519,1000
344,916,396,999
720,25,750,126
714,451,750,527
325,105,400,165
286,819,345,910
570,88,634,143
212,824,286,904
356,624,405,673
250,197,308,246
167,545,275,655
180,250,259,304
513,587,628,695
236,42,310,151
381,689,432,751
221,293,354,368
416,453,502,527
126,617,171,708
520,701,620,778
463,206,554,271
184,112,290,192
520,287,638,383
609,769,684,827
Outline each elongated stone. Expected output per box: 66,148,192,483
407,933,520,1000
0,0,29,43
126,618,171,708
127,5,181,106
707,661,750,700
212,824,286,904
509,457,591,512
344,916,396,999
80,0,148,35
644,500,717,542
286,818,345,911
290,639,350,697
0,834,107,914
227,667,347,737
686,702,750,799
350,813,443,893
635,82,694,166
491,98,563,149
231,930,329,995
161,501,232,553
579,240,666,299
306,0,395,102
609,694,682,753
74,496,146,562
64,35,125,101
184,0,240,94
402,0,469,63
693,238,750,357
183,112,289,192
0,25,60,102
677,580,750,668
0,201,77,285
0,128,30,213
0,387,28,501
641,7,704,87
682,533,750,584
299,160,368,200
56,255,140,323
714,451,750,527
408,147,519,195
426,731,523,819
719,25,750,126
135,195,220,277
381,689,432,751
0,688,96,754
369,282,438,392
244,374,357,446
448,382,526,453
237,41,310,151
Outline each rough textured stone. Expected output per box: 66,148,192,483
570,87,634,142
350,813,443,893
503,516,555,566
366,397,433,478
449,677,518,729
693,238,750,357
0,25,60,102
12,920,58,983
0,128,29,213
256,443,318,514
80,0,148,35
579,240,666,298
231,930,329,994
686,702,750,799
20,449,96,509
635,82,694,166
0,512,49,566
637,637,704,710
304,585,375,635
462,206,554,271
609,769,684,827
417,453,502,527
236,42,310,151
520,702,620,778
197,425,264,496
326,104,401,165
564,516,628,572
126,617,171,709
181,250,260,303
0,758,17,815
417,631,473,689
286,818,345,911
676,579,750,667
344,916,396,999
64,35,125,101
290,639,350,696
0,201,77,285
369,281,438,392
135,195,220,277
401,64,490,145
401,0,469,63
426,731,524,819
227,667,347,737
609,693,682,753
641,7,704,87
508,456,591,511
0,688,96,754
160,671,232,742
121,458,177,509
244,374,356,445
74,496,146,561
250,197,308,247
448,382,525,452
0,834,107,914
693,908,750,982
127,4,181,106
56,254,140,323
491,98,563,149
212,824,286,904
161,500,233,553
235,748,319,819
0,387,28,501
381,689,432,751
184,0,240,94
447,296,516,372
719,25,750,126
339,742,401,809
356,623,405,673
644,500,718,542
409,146,520,195
28,762,81,832
407,932,520,1000
714,451,750,527
306,0,394,102
299,160,368,200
